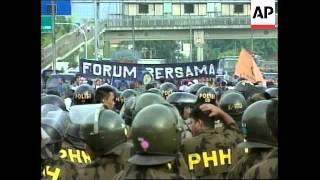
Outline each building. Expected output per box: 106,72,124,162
122,0,278,17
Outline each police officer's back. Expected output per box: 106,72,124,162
219,91,247,134
243,99,278,179
41,106,78,180
76,109,133,179
227,100,277,179
114,104,191,179
60,84,95,168
181,104,243,179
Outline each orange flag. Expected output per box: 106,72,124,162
234,48,264,83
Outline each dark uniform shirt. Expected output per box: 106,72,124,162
181,123,244,179
226,148,272,179
41,159,78,180
60,138,92,168
243,148,278,179
113,153,191,180
76,142,134,180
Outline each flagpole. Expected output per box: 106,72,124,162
251,29,254,52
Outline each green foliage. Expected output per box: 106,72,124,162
205,39,277,60
135,40,182,60
41,16,72,48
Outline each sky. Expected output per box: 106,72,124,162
71,2,121,23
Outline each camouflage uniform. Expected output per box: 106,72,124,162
41,106,76,180
227,100,277,179
60,139,92,169
115,104,191,179
181,123,243,179
242,148,278,179
76,142,134,180
113,153,191,180
226,148,271,179
77,108,131,180
42,159,78,180
59,104,105,169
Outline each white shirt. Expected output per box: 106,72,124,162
179,85,189,92
64,98,72,111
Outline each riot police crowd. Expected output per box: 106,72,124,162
41,76,278,179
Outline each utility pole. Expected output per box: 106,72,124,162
51,0,56,73
94,0,100,60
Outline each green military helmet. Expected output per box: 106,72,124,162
41,104,70,131
188,83,206,95
238,100,277,149
167,92,197,105
265,88,278,99
41,127,50,149
129,104,183,166
120,96,136,126
219,92,247,132
266,99,278,140
81,109,128,157
145,88,161,95
219,89,240,99
167,92,197,119
255,85,267,92
120,89,137,105
132,93,167,118
73,84,95,105
41,125,62,160
67,104,104,149
196,86,217,105
219,92,247,119
41,94,67,111
234,80,254,92
159,82,178,99
41,105,69,139
247,92,267,106
234,80,264,101
41,106,69,159
42,104,61,117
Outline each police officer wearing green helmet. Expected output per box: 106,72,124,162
227,100,277,179
60,84,95,169
41,106,77,180
167,92,197,139
219,91,247,133
243,99,278,179
181,103,244,179
159,82,178,100
76,108,133,179
113,104,192,179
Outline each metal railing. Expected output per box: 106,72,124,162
104,15,278,28
42,15,278,69
41,23,105,69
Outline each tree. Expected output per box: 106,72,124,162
135,40,182,61
68,58,78,69
204,39,278,60
41,16,72,48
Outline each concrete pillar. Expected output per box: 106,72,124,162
194,30,204,61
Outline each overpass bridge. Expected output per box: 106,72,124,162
41,15,277,70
